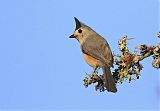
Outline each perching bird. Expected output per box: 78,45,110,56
69,17,117,93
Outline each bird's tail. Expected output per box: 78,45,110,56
102,66,117,93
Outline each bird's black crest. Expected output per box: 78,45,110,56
74,17,81,30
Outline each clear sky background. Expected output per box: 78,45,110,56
0,0,159,111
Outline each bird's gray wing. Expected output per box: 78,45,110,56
81,36,113,67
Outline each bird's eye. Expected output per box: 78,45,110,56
78,29,82,33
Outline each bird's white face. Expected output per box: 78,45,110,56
72,25,95,44
72,27,89,44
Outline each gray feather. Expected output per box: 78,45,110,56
102,66,117,93
81,33,113,67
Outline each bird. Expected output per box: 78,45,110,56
69,17,117,93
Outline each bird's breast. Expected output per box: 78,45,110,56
83,53,103,67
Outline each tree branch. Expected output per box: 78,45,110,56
83,32,160,92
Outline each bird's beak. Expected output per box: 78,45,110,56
69,34,76,38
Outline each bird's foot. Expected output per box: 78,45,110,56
93,67,100,74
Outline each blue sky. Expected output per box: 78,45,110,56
0,0,159,110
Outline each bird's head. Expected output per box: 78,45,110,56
69,17,94,44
